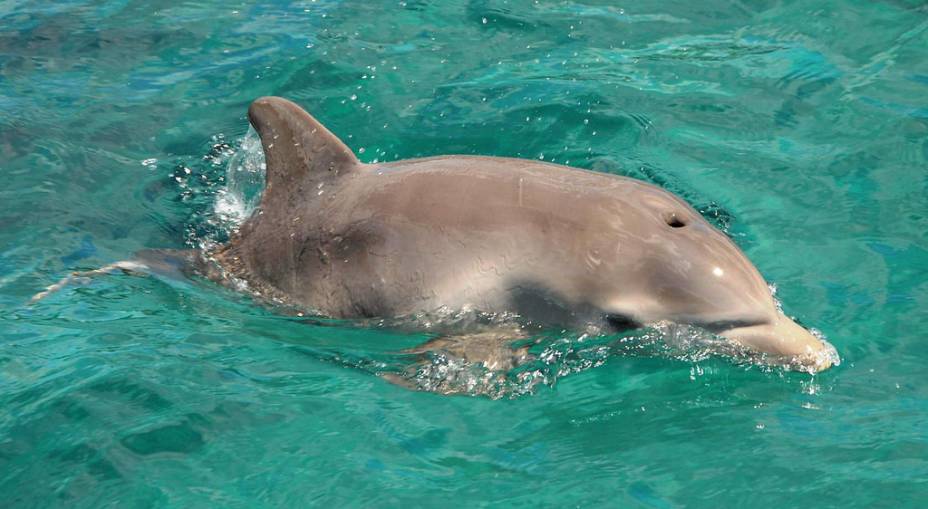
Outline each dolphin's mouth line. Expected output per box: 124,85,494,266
701,318,772,334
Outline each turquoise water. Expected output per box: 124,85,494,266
2,0,927,506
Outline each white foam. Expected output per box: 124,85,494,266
211,127,266,232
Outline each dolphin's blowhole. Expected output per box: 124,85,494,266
665,213,687,228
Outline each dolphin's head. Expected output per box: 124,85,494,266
598,185,838,373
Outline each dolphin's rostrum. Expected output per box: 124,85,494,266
206,96,838,373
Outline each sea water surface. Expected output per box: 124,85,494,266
2,1,927,506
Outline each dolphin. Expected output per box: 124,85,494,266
32,96,838,374
197,96,837,373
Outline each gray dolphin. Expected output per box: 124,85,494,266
202,96,837,373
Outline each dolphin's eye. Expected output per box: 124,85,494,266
606,314,642,332
664,213,686,228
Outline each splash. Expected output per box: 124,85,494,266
176,128,268,253
211,128,266,233
373,325,680,399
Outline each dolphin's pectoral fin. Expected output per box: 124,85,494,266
247,96,361,208
402,327,533,371
380,326,536,395
378,372,422,392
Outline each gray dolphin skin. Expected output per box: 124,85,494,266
208,96,837,372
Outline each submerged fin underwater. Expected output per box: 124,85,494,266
3,1,927,507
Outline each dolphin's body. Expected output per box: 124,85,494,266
197,96,837,372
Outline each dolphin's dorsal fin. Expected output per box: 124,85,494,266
247,96,360,205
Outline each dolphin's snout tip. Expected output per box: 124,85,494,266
719,312,840,373
776,317,841,374
794,335,841,374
